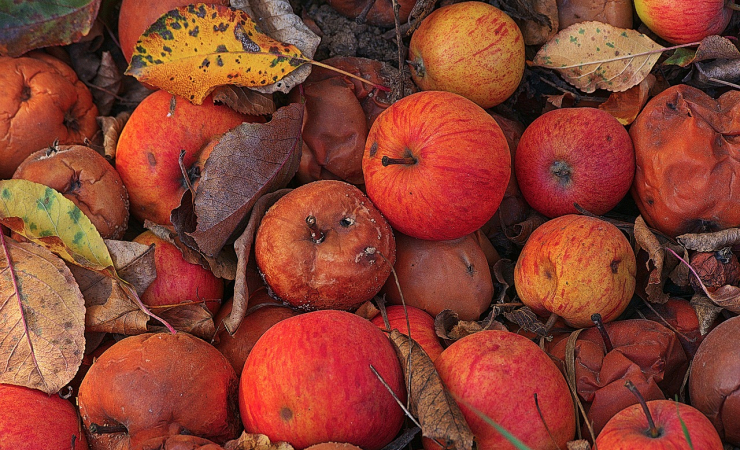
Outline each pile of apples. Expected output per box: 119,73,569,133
2,0,740,449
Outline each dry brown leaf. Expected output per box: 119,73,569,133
517,0,558,46
633,215,670,304
227,189,292,334
172,103,303,258
389,330,474,450
503,306,548,337
677,228,740,252
694,35,740,61
149,304,216,339
505,211,548,245
692,59,740,88
406,0,438,35
567,440,591,450
0,238,85,394
224,432,294,450
354,300,380,321
434,309,508,343
690,293,723,336
212,85,276,116
598,74,655,125
91,51,122,116
97,112,130,160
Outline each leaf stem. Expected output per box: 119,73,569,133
301,58,391,92
120,279,177,334
549,41,701,69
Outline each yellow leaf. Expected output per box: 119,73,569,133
0,179,114,272
0,237,85,394
125,3,306,104
532,21,663,93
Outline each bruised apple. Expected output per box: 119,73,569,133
363,91,510,241
239,310,405,450
514,214,636,328
370,304,444,362
255,180,395,311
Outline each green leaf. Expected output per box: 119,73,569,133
0,0,101,57
0,179,113,272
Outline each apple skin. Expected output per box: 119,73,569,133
239,310,405,450
595,399,724,449
363,91,511,241
408,1,525,108
429,330,575,450
634,0,732,44
133,230,224,315
515,107,635,218
370,304,445,362
514,214,636,328
0,384,89,450
115,90,259,226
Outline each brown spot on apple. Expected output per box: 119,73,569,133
369,142,378,157
610,259,621,274
280,406,293,421
147,152,156,166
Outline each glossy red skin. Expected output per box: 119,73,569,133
239,310,405,450
0,384,89,450
634,0,732,44
363,91,511,241
595,400,723,449
370,304,444,362
432,330,575,450
115,90,258,225
515,107,634,218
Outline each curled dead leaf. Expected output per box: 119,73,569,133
149,303,216,339
690,293,723,336
434,309,508,343
91,51,122,116
598,74,655,125
212,85,276,116
98,112,130,160
677,227,740,252
224,431,294,450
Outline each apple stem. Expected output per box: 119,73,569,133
591,313,614,353
178,150,197,198
89,423,127,434
381,155,417,166
306,215,325,243
625,380,661,438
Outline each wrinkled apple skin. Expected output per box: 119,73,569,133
363,91,511,241
514,214,636,328
595,400,724,449
239,310,405,450
634,0,732,44
408,1,525,108
430,330,575,450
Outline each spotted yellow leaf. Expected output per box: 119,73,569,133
532,21,663,93
126,3,306,104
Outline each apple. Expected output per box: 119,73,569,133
0,384,89,450
239,310,405,450
515,107,635,218
115,89,260,226
634,0,734,44
255,180,395,311
557,0,634,30
380,231,493,321
514,214,636,328
132,230,224,315
595,397,723,449
363,90,511,241
12,144,130,239
78,332,241,449
407,1,525,108
429,330,575,450
370,304,445,362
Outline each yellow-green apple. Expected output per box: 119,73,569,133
514,214,636,328
133,230,224,315
370,304,445,362
115,89,259,226
363,91,511,241
0,384,89,450
428,330,575,450
12,144,130,239
239,310,405,450
78,332,240,449
634,0,735,44
255,180,395,311
408,1,525,108
515,107,635,218
380,231,493,321
595,398,723,449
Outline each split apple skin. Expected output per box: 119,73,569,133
514,214,636,328
363,90,511,241
634,0,733,44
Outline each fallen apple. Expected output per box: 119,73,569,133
370,304,445,362
634,0,734,44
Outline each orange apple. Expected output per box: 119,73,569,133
514,214,636,328
408,1,525,108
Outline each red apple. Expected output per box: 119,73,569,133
634,0,733,44
514,214,636,328
595,399,723,449
255,180,395,311
239,310,405,450
429,330,575,450
115,89,259,226
370,304,444,362
363,91,511,241
0,384,89,450
408,1,525,108
515,107,635,218
132,230,224,315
